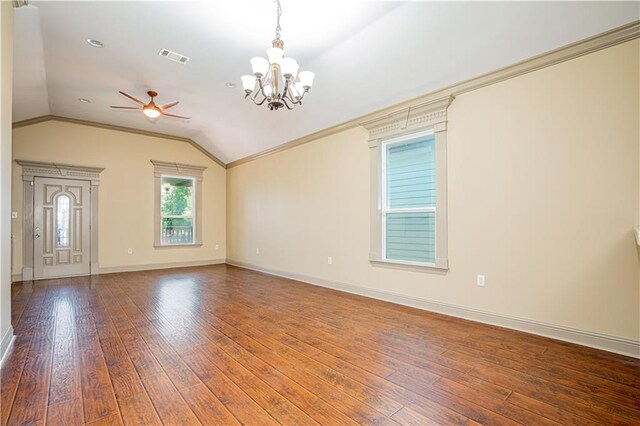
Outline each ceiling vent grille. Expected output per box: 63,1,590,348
158,49,190,64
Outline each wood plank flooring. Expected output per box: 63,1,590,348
2,264,639,425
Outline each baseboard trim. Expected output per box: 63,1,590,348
11,273,21,282
226,260,640,359
99,258,225,274
22,267,33,281
0,326,15,367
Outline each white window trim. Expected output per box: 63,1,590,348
362,95,453,272
151,160,207,248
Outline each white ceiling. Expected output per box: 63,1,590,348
13,1,639,164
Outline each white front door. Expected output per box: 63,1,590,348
33,177,91,279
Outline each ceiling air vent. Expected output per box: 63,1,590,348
158,48,190,64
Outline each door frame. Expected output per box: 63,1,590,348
16,160,104,281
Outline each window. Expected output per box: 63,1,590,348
383,132,436,264
55,194,70,247
364,96,452,271
151,160,207,248
161,176,195,245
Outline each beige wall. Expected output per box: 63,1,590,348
12,121,226,273
227,40,640,341
1,1,14,357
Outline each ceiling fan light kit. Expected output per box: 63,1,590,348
241,0,315,111
110,90,190,120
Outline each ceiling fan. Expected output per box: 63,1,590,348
110,90,190,120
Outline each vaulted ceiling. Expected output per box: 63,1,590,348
13,1,639,164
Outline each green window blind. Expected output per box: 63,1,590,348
384,134,436,264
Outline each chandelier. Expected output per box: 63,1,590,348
241,0,315,111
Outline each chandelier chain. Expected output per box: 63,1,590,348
274,0,282,40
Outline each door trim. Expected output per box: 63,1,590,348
16,160,105,280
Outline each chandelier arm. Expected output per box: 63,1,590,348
281,97,294,110
246,84,268,106
283,92,301,105
282,80,304,105
256,76,274,101
289,91,305,103
250,79,268,105
252,91,269,106
256,76,265,93
282,78,292,101
298,89,310,101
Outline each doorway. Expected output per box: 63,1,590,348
33,177,91,279
17,160,104,281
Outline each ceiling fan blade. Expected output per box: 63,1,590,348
161,112,191,120
110,106,141,110
118,91,145,106
159,100,179,110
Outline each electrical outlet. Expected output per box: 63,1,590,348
477,274,485,287
215,244,219,250
327,256,333,265
11,211,17,219
127,248,133,255
256,248,260,255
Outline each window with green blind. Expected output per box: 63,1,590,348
382,131,436,264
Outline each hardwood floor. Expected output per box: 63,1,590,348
2,264,639,425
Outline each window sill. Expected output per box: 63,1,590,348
154,243,203,249
370,258,448,274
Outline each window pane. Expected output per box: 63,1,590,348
161,176,194,244
162,217,194,245
161,177,193,217
56,195,70,247
385,211,435,263
386,134,435,209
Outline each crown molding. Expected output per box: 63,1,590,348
227,20,639,168
12,115,227,169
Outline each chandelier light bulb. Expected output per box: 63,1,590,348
266,47,284,66
250,57,269,77
281,58,299,79
264,84,273,97
298,71,315,89
241,75,256,93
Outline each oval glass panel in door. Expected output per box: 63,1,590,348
56,194,70,247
